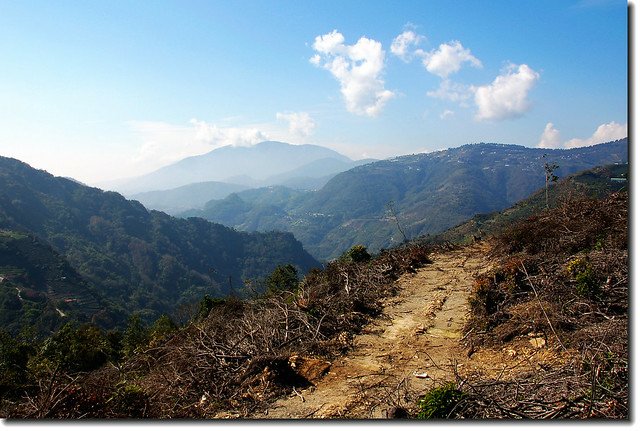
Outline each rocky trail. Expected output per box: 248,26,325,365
254,242,495,419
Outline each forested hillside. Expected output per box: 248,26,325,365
0,230,114,335
0,156,319,332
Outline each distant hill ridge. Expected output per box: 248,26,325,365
103,141,355,195
129,157,376,215
186,139,628,260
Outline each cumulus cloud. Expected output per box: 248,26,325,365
311,30,395,117
536,121,627,149
564,121,627,148
427,79,474,104
537,122,562,148
474,63,540,121
390,30,425,62
309,54,321,66
189,119,269,147
276,111,316,137
313,29,346,55
421,41,482,79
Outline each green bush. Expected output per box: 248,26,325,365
417,383,464,419
149,314,177,342
107,382,148,418
33,323,110,373
342,245,371,263
575,266,600,297
122,314,149,357
0,330,31,396
567,257,600,298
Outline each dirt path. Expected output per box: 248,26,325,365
255,242,493,419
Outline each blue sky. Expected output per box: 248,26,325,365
0,0,629,184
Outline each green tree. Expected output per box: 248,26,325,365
0,329,31,396
342,244,371,263
34,323,110,373
543,154,559,209
266,264,299,294
122,314,149,357
149,314,177,343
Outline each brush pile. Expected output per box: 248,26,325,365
458,192,628,419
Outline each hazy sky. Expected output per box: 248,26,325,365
0,0,629,184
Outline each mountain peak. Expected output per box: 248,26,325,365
110,141,352,195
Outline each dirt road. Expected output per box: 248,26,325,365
255,242,493,419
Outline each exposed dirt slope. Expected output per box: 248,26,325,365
254,242,493,418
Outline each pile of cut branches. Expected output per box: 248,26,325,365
459,192,628,419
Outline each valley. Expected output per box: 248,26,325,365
0,156,319,333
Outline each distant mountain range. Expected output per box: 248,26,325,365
183,139,628,261
128,156,376,215
0,138,628,334
102,141,370,196
0,156,319,334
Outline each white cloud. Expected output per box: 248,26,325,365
276,111,316,137
421,41,481,78
311,30,395,117
189,119,269,147
127,119,271,174
536,121,627,149
537,122,562,148
440,109,455,119
128,121,204,168
564,121,627,148
427,79,474,103
312,29,346,55
390,30,425,62
474,63,540,121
